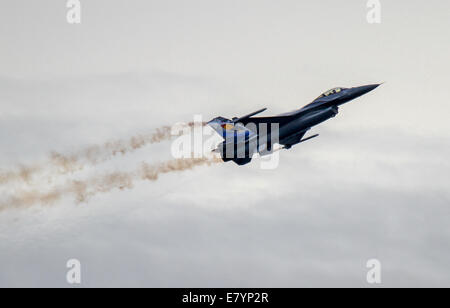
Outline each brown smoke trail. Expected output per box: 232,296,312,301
0,122,205,185
0,155,221,212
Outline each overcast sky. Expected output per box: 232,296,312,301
0,0,449,287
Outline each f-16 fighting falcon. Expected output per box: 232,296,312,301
208,84,380,165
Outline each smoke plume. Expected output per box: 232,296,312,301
0,156,221,212
0,122,205,185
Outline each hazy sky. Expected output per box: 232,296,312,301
0,0,449,287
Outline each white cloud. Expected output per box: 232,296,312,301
0,0,449,287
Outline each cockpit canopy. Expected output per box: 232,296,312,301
314,87,345,101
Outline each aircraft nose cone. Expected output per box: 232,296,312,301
356,84,381,95
346,84,381,101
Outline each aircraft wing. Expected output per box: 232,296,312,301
232,108,267,123
237,115,292,126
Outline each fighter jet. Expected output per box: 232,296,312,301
208,84,380,165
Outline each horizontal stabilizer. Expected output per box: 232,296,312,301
299,134,319,143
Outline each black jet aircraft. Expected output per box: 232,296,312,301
208,84,380,165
